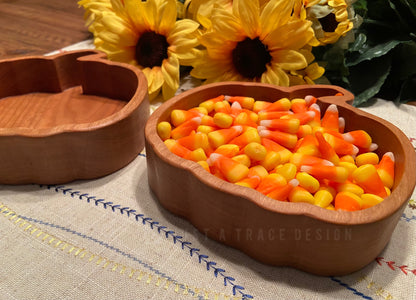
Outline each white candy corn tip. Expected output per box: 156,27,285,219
326,104,338,113
342,132,353,143
257,126,267,132
259,120,272,127
231,101,242,110
207,153,221,166
369,143,378,152
338,117,345,128
190,116,202,124
232,125,244,133
300,165,312,173
384,151,395,162
224,95,231,101
352,145,359,156
306,111,315,118
258,130,270,137
304,95,316,104
322,159,334,166
309,103,321,112
288,179,299,187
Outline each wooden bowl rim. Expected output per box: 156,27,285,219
0,50,148,137
145,81,416,225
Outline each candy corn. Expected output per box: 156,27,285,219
377,152,395,189
259,118,300,134
158,93,395,211
321,104,339,132
208,125,243,149
352,164,388,198
267,179,299,201
260,98,291,112
334,191,361,211
257,173,287,195
258,129,298,149
207,153,249,183
300,165,348,183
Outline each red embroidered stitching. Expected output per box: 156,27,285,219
376,257,416,275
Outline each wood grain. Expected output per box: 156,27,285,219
0,0,90,59
145,82,416,276
0,50,149,184
0,86,126,129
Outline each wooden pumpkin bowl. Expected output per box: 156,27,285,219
145,82,416,276
0,50,149,184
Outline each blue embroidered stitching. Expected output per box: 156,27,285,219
401,212,416,222
41,184,254,300
17,214,202,299
330,277,373,300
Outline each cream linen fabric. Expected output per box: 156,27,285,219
0,41,415,300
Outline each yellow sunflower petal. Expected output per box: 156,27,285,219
264,20,314,51
141,0,158,31
149,66,165,95
169,19,200,40
200,32,236,59
299,48,315,64
161,55,180,95
272,49,308,71
110,0,127,16
167,19,200,51
259,0,293,39
190,53,234,79
288,74,307,86
172,48,201,65
159,0,177,35
162,81,177,100
261,64,289,86
211,5,244,41
141,67,154,89
99,45,136,65
233,0,260,39
124,0,146,31
98,12,138,46
305,62,325,80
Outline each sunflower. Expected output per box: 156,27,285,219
288,46,325,85
78,0,113,26
190,0,322,86
79,0,201,100
306,0,355,45
183,0,232,30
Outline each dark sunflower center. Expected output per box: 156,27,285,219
232,37,272,79
135,31,169,68
319,13,338,32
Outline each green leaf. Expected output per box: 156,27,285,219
348,33,367,52
398,76,416,102
388,0,416,33
353,0,368,17
346,39,402,66
366,0,398,21
393,41,416,80
348,54,393,106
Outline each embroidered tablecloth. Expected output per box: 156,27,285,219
1,41,416,300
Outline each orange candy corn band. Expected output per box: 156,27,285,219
158,94,395,210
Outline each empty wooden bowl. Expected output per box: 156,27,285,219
145,82,416,276
0,50,149,184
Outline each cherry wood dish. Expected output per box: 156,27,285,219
145,82,416,276
0,50,149,184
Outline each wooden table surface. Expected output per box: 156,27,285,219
0,0,90,60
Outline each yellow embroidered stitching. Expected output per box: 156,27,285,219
357,275,394,300
0,203,245,300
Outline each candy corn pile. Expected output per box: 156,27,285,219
156,94,395,211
